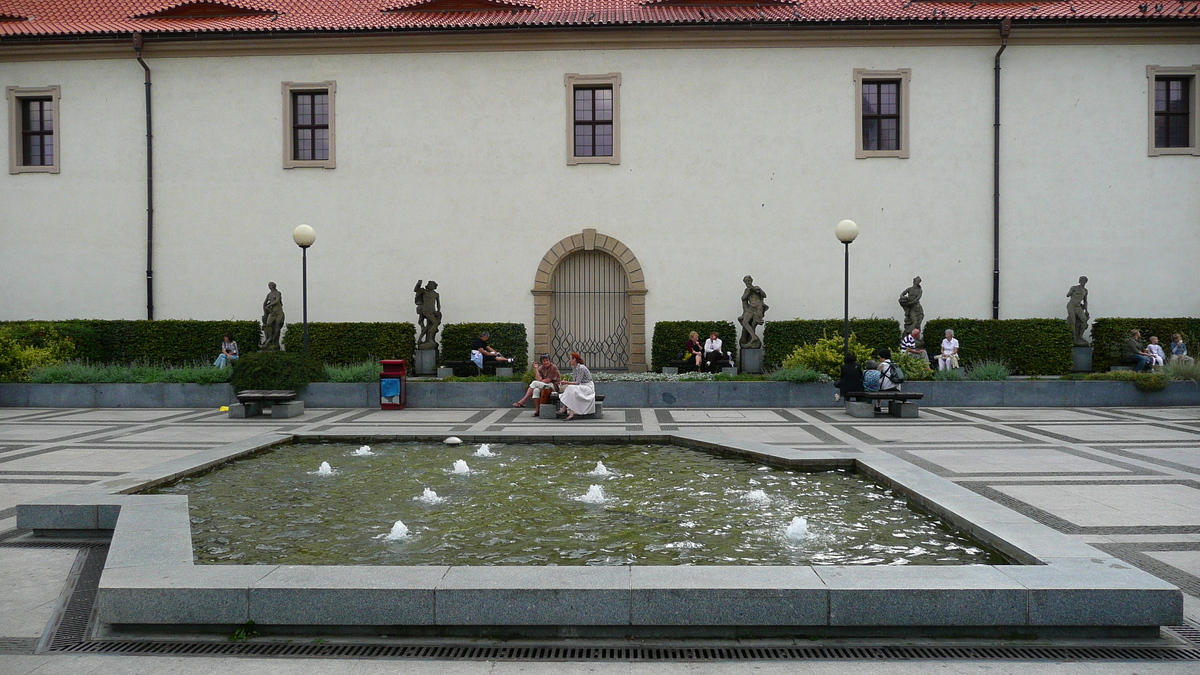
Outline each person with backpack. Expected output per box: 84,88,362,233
875,349,905,414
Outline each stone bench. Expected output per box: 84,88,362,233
441,360,515,378
229,390,304,418
538,392,605,420
845,391,924,419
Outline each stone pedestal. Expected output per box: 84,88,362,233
1072,346,1093,372
414,349,438,376
740,348,764,374
437,366,454,378
722,366,738,376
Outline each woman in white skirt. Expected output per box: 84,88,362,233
558,352,595,420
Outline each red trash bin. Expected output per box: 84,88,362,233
379,360,406,410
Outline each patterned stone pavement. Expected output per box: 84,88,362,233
2,405,1200,673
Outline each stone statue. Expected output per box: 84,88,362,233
414,280,442,350
261,281,284,350
1067,276,1090,346
898,276,924,334
738,275,769,349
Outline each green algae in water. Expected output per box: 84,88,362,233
149,442,1007,567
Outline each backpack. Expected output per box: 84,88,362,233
862,369,882,392
885,362,906,385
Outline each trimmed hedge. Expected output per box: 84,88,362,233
923,318,1072,375
650,321,738,372
763,319,901,368
0,320,260,365
230,351,324,393
1091,318,1200,372
439,323,528,375
281,322,415,365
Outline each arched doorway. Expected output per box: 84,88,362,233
532,229,647,372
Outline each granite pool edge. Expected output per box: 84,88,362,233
16,431,1183,636
2,380,1198,408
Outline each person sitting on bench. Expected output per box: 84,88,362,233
558,352,595,421
513,354,561,415
1122,329,1152,372
684,331,703,371
703,331,730,373
470,331,511,370
834,353,863,403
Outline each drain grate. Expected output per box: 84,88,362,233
49,641,1200,661
46,544,107,651
1166,622,1200,646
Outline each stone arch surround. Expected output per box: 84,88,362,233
531,228,647,372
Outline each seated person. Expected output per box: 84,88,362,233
702,331,730,372
936,329,960,371
1171,333,1194,364
513,354,561,415
683,331,703,371
861,359,882,392
558,352,595,421
470,331,511,369
1122,329,1153,372
834,353,864,402
900,328,928,363
213,334,239,369
1147,336,1166,368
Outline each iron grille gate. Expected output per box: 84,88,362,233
550,250,630,370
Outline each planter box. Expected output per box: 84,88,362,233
2,380,1198,408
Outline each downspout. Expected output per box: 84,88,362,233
134,33,154,320
992,18,1010,321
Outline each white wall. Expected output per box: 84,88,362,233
2,40,1198,338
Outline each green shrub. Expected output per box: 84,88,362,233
281,322,414,365
966,359,1010,381
922,319,1071,376
764,319,900,368
0,320,259,365
230,351,324,392
781,334,875,378
892,352,934,381
650,321,738,372
767,366,829,383
27,361,233,384
323,361,383,383
0,324,76,382
1163,359,1200,382
1091,318,1200,372
439,323,528,375
934,368,966,381
1083,370,1170,392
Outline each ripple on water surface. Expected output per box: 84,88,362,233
148,442,1007,567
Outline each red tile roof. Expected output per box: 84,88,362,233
0,0,1196,37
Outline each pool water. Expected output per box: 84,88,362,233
149,441,1007,567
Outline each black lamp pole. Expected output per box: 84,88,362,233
301,244,310,356
843,240,851,357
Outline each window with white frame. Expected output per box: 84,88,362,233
7,86,60,174
853,69,910,159
282,81,336,169
565,73,620,165
1148,65,1200,156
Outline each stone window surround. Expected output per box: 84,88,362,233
1147,65,1200,157
7,85,60,174
282,80,336,169
853,68,910,159
532,228,647,372
565,73,621,165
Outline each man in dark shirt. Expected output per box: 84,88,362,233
1123,329,1152,372
471,331,510,366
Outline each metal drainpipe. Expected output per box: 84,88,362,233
992,19,1010,321
134,33,154,320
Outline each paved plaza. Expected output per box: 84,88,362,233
2,405,1200,673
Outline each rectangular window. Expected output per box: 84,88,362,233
282,81,336,169
853,69,910,159
1147,66,1200,156
565,73,620,165
7,85,60,174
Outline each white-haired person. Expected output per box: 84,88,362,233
937,329,960,371
557,352,596,421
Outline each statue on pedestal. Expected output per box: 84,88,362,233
1067,276,1090,346
898,276,924,334
261,282,285,351
738,275,769,349
415,280,442,350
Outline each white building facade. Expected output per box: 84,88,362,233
2,3,1198,370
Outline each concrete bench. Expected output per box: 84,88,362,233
845,391,924,419
441,360,515,378
538,392,605,420
229,390,304,419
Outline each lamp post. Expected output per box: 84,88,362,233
292,224,316,356
835,219,859,357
